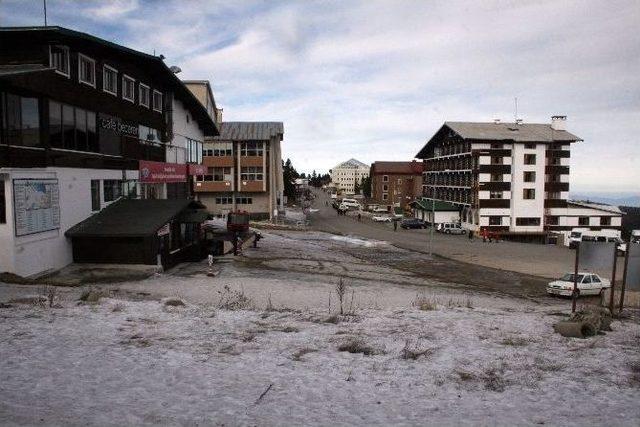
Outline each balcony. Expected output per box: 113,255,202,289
239,156,264,167
194,180,232,192
239,180,264,192
479,181,511,191
544,199,568,208
472,149,512,157
545,165,569,175
478,164,511,174
203,156,234,167
544,182,569,192
546,149,571,158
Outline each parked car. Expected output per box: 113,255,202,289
372,215,393,222
373,207,388,213
437,223,466,234
341,198,361,209
400,218,427,229
546,272,611,297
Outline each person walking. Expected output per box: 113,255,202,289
357,213,362,222
393,219,398,232
468,229,474,241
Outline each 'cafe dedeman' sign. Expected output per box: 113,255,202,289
99,115,139,137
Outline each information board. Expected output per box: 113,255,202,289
13,179,60,236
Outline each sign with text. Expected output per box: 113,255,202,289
13,179,60,236
99,114,139,138
139,160,187,183
188,164,207,176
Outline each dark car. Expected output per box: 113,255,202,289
400,218,427,229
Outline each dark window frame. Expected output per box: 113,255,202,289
91,180,101,211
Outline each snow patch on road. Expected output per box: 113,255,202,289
331,234,387,247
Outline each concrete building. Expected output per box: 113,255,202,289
415,117,622,241
194,122,284,220
330,158,369,195
0,26,216,277
370,161,423,210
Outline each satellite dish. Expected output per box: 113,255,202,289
169,65,182,74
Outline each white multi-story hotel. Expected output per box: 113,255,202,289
415,116,622,242
330,158,369,195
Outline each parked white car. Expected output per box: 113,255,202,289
546,272,611,297
372,215,393,222
373,207,388,213
341,198,361,209
437,223,466,235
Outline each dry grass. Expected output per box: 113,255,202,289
413,294,438,311
338,336,382,356
291,347,317,361
400,340,435,360
217,285,252,310
500,337,530,347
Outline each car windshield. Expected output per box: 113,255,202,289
560,273,584,282
570,232,581,238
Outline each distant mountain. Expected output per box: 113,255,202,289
570,193,640,208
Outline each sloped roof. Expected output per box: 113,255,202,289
410,198,460,211
210,122,283,141
0,64,54,77
445,121,581,143
371,161,423,175
66,199,206,238
568,200,623,215
334,158,369,169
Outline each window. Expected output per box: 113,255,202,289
122,75,135,102
523,171,536,182
490,143,503,149
545,216,558,226
139,125,161,145
215,196,233,205
203,142,232,157
524,143,536,149
491,156,503,165
591,275,601,284
489,216,501,225
138,84,150,108
186,139,203,164
199,167,232,182
490,174,503,182
48,100,97,152
1,93,40,147
0,181,5,224
601,217,611,226
103,180,122,202
524,154,536,165
236,197,253,205
103,65,118,95
515,217,541,226
383,184,388,191
122,180,137,198
91,180,100,211
240,141,264,156
50,45,69,76
523,189,535,199
578,216,589,226
382,193,388,200
489,191,503,199
152,90,163,112
382,175,389,182
241,166,263,181
582,275,592,284
78,54,95,87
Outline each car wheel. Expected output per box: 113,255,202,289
461,230,466,234
599,288,605,297
445,230,450,234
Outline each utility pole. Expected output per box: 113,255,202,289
429,196,434,257
43,0,48,26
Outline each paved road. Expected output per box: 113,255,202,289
308,189,577,280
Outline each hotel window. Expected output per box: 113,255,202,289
186,138,203,163
523,189,535,199
139,84,150,108
382,193,388,200
0,181,5,223
524,154,536,165
50,45,70,76
205,142,232,156
103,179,122,202
236,197,253,205
490,156,503,165
490,174,503,182
139,125,161,144
382,175,389,182
490,143,502,149
578,216,589,226
489,191,503,199
215,196,233,205
489,216,501,225
152,90,163,112
601,217,611,226
122,75,135,102
383,184,388,191
515,217,541,226
78,54,95,87
206,167,231,182
524,143,536,149
523,171,536,182
91,180,100,211
546,216,559,225
241,166,263,181
1,93,40,147
240,141,263,156
103,65,118,95
48,101,97,152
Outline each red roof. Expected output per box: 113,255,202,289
371,161,424,175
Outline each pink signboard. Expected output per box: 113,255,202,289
139,160,187,183
188,164,207,176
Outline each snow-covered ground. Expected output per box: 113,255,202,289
1,230,639,426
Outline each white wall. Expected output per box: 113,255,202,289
170,98,205,164
0,174,15,273
1,167,138,277
510,143,545,232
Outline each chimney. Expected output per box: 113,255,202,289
551,115,567,131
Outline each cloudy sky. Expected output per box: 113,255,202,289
2,0,639,192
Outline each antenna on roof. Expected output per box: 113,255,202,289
514,97,518,124
43,0,48,26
